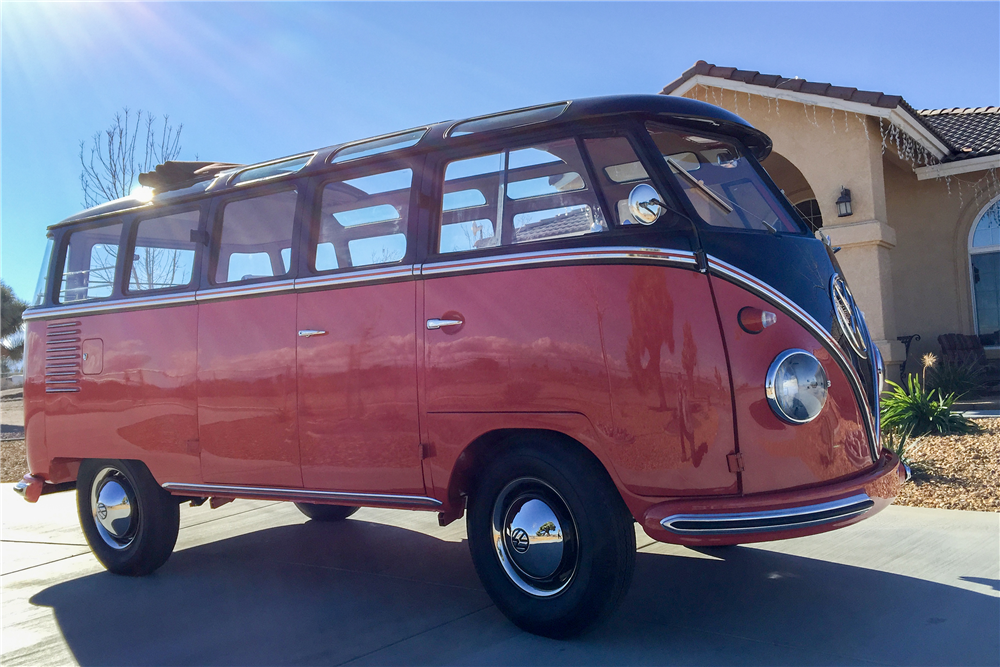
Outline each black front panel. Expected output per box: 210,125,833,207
700,229,879,435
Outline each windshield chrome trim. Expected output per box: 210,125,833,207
161,482,443,508
707,255,878,460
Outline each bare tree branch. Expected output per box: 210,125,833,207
79,108,183,208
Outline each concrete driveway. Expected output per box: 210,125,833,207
2,484,997,666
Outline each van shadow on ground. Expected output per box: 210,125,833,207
26,519,1000,667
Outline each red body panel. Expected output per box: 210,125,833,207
710,277,874,494
297,281,424,495
197,294,301,487
421,263,736,498
29,309,200,485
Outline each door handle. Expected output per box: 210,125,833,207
426,318,463,330
298,329,327,337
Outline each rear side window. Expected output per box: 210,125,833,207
215,190,297,284
128,209,200,292
58,222,123,303
314,168,412,271
438,137,607,254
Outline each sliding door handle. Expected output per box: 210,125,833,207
298,329,327,338
426,318,463,330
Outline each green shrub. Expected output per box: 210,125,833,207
880,374,977,437
926,359,986,399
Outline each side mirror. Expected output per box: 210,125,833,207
628,183,665,225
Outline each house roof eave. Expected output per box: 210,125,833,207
667,74,950,160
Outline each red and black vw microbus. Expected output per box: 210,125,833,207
16,95,904,637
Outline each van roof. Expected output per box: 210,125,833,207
50,94,770,229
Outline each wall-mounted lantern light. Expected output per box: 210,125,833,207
836,187,853,217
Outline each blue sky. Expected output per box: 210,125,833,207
3,1,998,299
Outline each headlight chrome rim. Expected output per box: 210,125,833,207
765,349,829,424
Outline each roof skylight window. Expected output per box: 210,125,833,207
448,103,569,137
330,129,426,164
231,154,314,185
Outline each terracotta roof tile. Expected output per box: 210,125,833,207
917,107,1000,162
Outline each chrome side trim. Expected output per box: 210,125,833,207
294,265,416,290
706,255,878,459
422,246,697,278
660,493,874,535
161,482,444,508
23,292,199,321
24,248,696,321
195,279,297,302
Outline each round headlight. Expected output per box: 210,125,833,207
765,349,829,424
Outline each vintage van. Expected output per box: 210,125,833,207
16,95,906,637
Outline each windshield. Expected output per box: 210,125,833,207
646,122,805,234
32,237,54,306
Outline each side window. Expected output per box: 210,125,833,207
315,168,412,271
128,209,200,292
583,135,666,227
438,137,607,254
58,222,123,303
214,190,297,284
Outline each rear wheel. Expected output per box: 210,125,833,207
467,438,635,638
294,503,359,522
77,459,179,576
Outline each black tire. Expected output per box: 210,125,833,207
77,459,179,576
294,503,359,522
467,437,636,638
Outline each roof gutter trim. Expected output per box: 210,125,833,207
668,75,950,160
915,154,1000,181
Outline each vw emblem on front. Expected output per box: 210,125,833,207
830,274,868,359
96,502,108,521
509,528,530,553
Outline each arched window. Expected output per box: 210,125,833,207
793,199,823,231
970,196,1000,346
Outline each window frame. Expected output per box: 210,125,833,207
123,204,206,297
303,154,424,277
205,180,307,288
54,217,129,305
427,126,617,260
968,192,1000,346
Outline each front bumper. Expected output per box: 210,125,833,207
642,450,906,546
12,474,75,503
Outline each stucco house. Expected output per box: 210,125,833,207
661,61,1000,382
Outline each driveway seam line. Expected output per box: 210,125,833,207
335,604,495,666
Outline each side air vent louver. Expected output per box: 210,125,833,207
45,321,81,393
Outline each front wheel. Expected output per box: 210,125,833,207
467,439,636,638
77,459,180,576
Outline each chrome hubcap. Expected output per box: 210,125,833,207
91,468,138,550
491,478,577,597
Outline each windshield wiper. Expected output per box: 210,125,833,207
664,156,734,215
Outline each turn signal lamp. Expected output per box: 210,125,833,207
738,307,777,334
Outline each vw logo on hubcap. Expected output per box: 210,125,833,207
97,502,108,520
831,274,868,359
509,527,530,553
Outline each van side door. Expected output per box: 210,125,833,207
197,185,301,487
295,159,424,495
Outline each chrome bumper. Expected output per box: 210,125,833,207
660,493,875,536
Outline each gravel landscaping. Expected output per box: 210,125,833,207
894,418,1000,513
